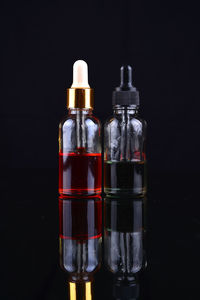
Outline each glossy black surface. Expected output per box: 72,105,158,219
1,1,200,299
1,169,199,299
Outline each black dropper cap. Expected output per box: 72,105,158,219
112,65,139,106
113,279,139,300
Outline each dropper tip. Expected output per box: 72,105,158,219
71,60,90,88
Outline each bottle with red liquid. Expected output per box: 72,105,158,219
59,196,102,280
58,60,102,300
59,60,102,196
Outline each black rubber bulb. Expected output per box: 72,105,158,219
119,65,134,91
112,64,139,106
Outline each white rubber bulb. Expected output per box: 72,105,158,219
71,60,90,88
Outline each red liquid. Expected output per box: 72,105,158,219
59,150,102,196
59,196,102,240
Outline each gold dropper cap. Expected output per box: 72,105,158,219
68,280,93,300
67,60,94,109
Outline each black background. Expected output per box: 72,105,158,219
1,0,200,299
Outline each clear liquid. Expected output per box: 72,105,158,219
104,160,146,197
104,197,147,276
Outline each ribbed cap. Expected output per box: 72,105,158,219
113,280,139,300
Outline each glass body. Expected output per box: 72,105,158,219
104,197,147,281
59,196,102,280
104,105,147,197
59,108,102,196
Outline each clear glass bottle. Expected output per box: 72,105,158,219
58,60,102,300
104,197,147,282
59,60,102,196
104,66,147,197
59,195,102,299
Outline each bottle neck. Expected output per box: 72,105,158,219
113,105,139,116
68,108,93,115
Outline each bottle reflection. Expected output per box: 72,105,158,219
104,197,147,299
113,278,140,300
59,195,102,299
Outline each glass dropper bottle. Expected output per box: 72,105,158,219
58,61,102,300
59,60,102,197
59,195,102,300
104,65,147,197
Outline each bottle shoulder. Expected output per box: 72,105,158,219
59,114,101,129
86,115,101,128
104,114,147,128
59,116,73,128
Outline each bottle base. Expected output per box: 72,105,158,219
104,187,146,198
59,188,102,197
